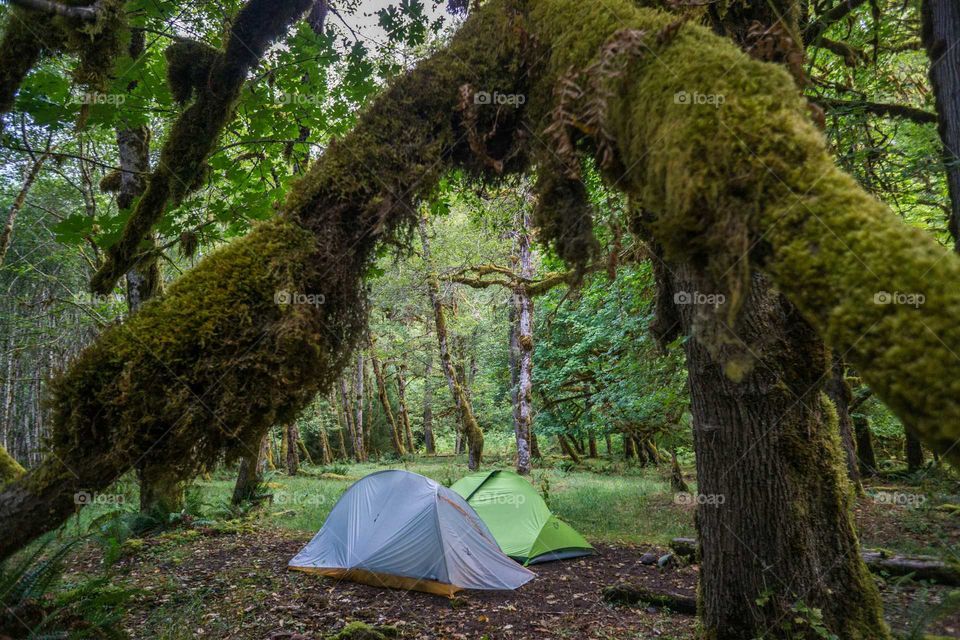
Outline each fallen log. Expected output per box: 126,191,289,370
861,551,960,586
670,538,960,586
602,583,697,614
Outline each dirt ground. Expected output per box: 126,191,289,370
97,528,958,639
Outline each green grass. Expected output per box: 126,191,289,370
174,456,696,546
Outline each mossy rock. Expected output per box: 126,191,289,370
325,621,399,640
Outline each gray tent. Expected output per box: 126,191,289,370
288,470,535,596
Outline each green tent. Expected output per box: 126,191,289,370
450,470,594,565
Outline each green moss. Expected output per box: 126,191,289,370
164,39,219,105
0,0,127,113
0,445,24,486
48,218,356,489
59,0,128,90
325,622,398,640
99,169,122,193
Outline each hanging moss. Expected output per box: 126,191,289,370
99,169,122,193
0,0,126,118
59,0,128,90
164,39,219,105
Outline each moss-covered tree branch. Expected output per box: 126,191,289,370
523,0,960,464
88,0,315,295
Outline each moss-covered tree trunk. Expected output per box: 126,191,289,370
664,264,887,639
854,414,877,477
395,364,415,453
923,0,960,252
422,347,436,454
352,354,366,463
826,355,862,492
337,378,356,459
638,3,888,636
231,434,267,505
418,214,483,469
513,207,535,475
115,114,182,515
285,423,300,475
316,427,330,465
369,347,405,457
905,429,925,472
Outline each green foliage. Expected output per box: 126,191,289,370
0,539,132,639
535,262,687,449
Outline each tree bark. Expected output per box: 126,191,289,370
297,431,314,466
116,122,176,515
353,354,366,462
422,347,436,454
923,0,960,251
665,263,886,639
905,429,925,472
558,434,581,463
512,207,535,475
670,450,689,493
232,434,268,505
395,364,415,453
825,354,862,491
338,377,356,459
853,413,877,477
285,423,300,475
317,403,333,465
418,213,483,469
0,147,48,268
369,346,405,456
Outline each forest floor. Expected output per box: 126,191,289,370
58,458,960,639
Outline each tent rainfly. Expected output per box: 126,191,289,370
451,470,595,565
288,470,535,596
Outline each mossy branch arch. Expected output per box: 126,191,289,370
1,0,960,573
